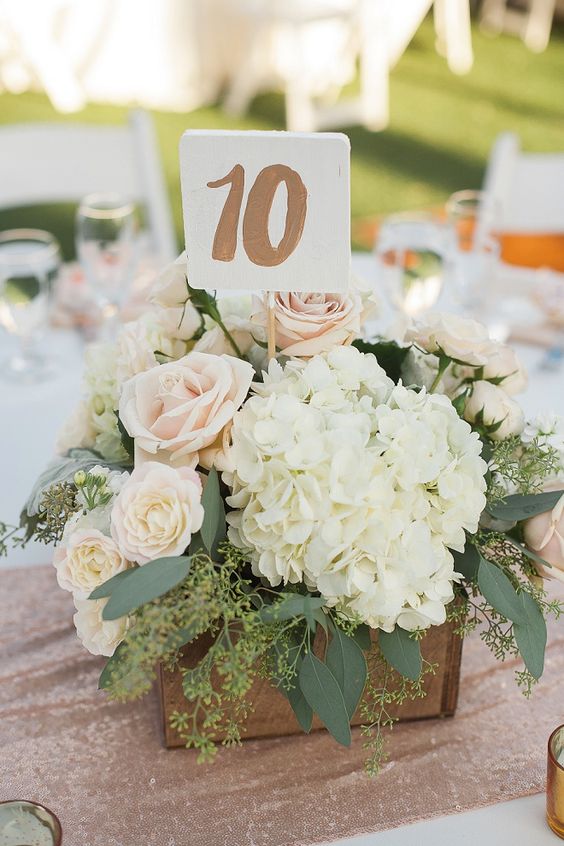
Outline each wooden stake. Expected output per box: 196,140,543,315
266,290,276,361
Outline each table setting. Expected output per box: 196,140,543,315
2,129,564,846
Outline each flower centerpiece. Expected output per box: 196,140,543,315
4,255,564,774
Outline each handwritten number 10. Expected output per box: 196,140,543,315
207,164,307,267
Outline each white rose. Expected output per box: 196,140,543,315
115,314,186,386
110,461,204,564
73,597,128,657
119,351,254,467
406,313,495,366
150,253,188,309
194,296,256,357
482,343,528,395
464,380,525,440
56,400,97,454
54,528,129,598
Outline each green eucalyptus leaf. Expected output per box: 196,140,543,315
259,594,326,625
271,626,313,732
452,543,481,581
351,624,372,652
513,592,547,679
378,626,422,681
98,642,127,690
352,338,410,383
487,490,564,523
101,555,192,621
200,468,227,557
89,567,138,600
477,558,527,624
299,653,351,746
326,625,367,718
115,414,134,463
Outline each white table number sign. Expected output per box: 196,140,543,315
179,130,350,293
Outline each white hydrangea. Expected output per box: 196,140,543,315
224,347,487,632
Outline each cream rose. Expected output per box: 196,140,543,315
115,314,187,385
250,290,365,357
110,461,204,564
119,351,254,467
150,253,201,341
150,253,188,309
73,597,128,657
463,380,524,440
482,343,528,395
56,400,97,454
523,486,564,582
406,313,496,366
54,528,129,598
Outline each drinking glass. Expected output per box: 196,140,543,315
0,229,61,383
547,724,564,838
375,213,455,318
75,193,137,337
446,190,500,313
0,800,62,845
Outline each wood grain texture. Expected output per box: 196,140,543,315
159,618,463,748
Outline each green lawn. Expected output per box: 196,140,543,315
1,15,563,257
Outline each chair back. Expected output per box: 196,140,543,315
0,109,177,262
484,132,564,233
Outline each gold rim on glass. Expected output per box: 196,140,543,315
0,799,63,845
0,229,61,266
78,193,135,220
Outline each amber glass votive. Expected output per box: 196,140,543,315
548,725,564,838
0,800,62,845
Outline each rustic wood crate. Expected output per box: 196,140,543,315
158,618,463,748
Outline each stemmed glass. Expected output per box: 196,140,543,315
375,212,455,319
446,190,501,313
0,229,61,383
75,193,137,338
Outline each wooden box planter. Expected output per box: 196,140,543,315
158,618,463,748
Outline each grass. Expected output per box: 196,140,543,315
0,15,563,257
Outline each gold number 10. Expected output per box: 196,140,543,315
207,163,307,267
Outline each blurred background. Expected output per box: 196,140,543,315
0,0,563,257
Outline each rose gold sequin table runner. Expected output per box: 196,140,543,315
2,566,563,846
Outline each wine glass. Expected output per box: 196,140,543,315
75,193,137,337
0,229,61,383
446,190,501,313
375,213,455,318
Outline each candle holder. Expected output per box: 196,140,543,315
548,725,564,839
0,800,62,845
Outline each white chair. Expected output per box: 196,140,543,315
483,132,564,233
480,0,556,53
222,0,473,132
0,109,177,263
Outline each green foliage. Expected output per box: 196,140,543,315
31,482,79,546
487,436,560,503
477,556,528,625
513,592,547,679
352,338,410,383
200,468,227,557
487,489,564,523
0,521,25,557
378,626,422,681
326,622,367,719
451,541,480,580
259,593,326,631
116,414,135,465
360,644,438,776
299,653,352,747
187,281,243,358
97,556,192,620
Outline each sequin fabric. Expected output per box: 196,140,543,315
1,566,562,846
